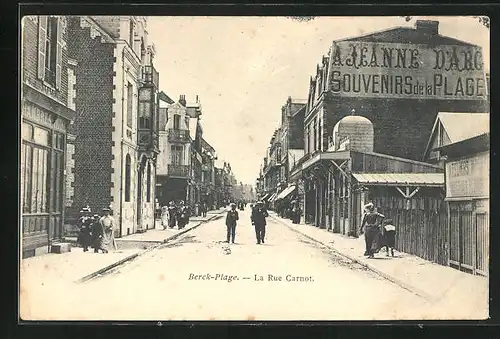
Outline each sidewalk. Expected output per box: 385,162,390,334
21,208,226,284
21,248,139,284
270,212,488,316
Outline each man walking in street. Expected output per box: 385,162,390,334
225,203,239,244
251,201,269,244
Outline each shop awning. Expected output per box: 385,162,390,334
352,173,444,187
276,185,297,200
268,192,278,202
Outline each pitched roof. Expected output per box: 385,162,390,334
338,27,479,47
438,112,489,143
158,91,174,104
423,112,489,160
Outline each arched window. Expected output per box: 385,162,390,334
125,154,131,202
147,162,151,202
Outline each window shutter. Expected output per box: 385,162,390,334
55,17,63,89
37,16,48,80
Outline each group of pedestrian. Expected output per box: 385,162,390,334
224,201,268,245
236,201,246,211
275,199,301,224
359,203,396,258
77,206,116,254
161,200,191,230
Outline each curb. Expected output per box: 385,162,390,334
270,214,436,303
76,212,224,283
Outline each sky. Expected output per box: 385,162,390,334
147,16,489,186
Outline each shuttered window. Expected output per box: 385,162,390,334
147,162,151,202
127,82,133,128
125,154,132,202
37,16,62,89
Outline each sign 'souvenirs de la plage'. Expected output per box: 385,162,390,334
329,41,487,100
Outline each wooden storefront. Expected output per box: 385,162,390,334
297,150,455,266
438,134,489,276
21,85,75,258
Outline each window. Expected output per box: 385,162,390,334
127,82,133,128
38,16,61,88
147,162,151,202
313,121,317,152
129,20,134,47
22,144,49,214
318,121,322,152
44,17,58,86
125,154,131,202
50,150,64,213
170,145,184,165
173,115,180,130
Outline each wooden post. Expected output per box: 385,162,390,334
328,170,332,231
342,174,346,235
347,160,353,236
472,201,477,275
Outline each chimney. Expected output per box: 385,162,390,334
415,20,439,35
179,94,186,107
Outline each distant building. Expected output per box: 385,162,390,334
156,95,197,206
200,138,217,209
267,97,307,208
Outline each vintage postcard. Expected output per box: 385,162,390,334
19,15,489,321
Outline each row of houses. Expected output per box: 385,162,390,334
20,15,244,258
255,20,490,276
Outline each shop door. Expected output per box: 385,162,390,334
449,201,487,276
475,212,489,276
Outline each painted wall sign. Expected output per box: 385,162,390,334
445,152,489,199
329,41,487,100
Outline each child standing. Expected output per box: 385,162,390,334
383,218,396,257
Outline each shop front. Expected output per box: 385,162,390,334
21,87,75,258
438,133,489,276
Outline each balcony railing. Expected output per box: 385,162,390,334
142,65,159,88
167,129,191,143
168,164,190,179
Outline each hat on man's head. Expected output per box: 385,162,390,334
364,203,374,211
80,206,91,214
230,203,236,207
169,201,174,206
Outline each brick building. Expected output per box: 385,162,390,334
290,20,488,227
21,16,76,257
66,16,160,237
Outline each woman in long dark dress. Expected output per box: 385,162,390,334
167,201,177,228
359,203,385,258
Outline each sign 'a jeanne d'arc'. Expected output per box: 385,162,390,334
329,41,488,100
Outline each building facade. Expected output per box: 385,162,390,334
256,20,490,271
439,132,489,276
200,138,217,210
156,95,193,206
21,16,76,257
66,16,159,237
